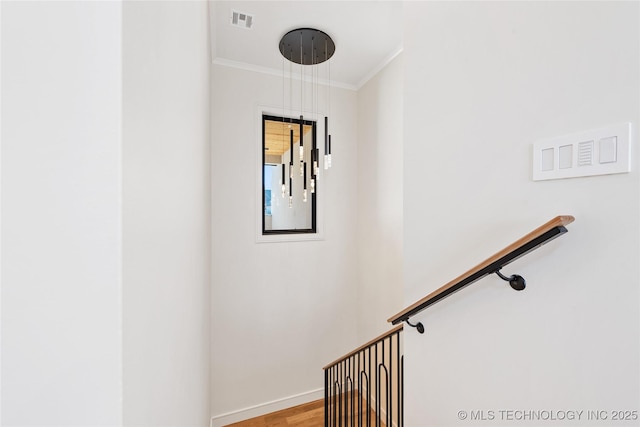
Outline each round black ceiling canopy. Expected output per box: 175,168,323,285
279,28,335,65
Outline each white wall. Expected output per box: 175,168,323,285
210,64,359,424
1,2,123,425
403,2,639,426
356,53,404,343
122,2,211,426
1,2,211,426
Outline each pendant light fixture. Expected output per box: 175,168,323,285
279,27,335,206
303,161,308,202
289,129,293,208
281,163,286,199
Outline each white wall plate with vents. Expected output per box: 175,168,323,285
532,123,631,181
231,10,253,29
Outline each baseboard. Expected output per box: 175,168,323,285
210,388,324,427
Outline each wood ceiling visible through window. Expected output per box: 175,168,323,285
264,119,313,157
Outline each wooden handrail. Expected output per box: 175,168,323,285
323,324,403,370
388,215,575,327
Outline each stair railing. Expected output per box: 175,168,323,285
323,325,403,427
323,216,575,427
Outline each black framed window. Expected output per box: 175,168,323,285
262,114,317,234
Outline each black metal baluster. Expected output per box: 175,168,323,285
338,377,342,427
375,341,380,427
347,357,352,427
337,365,342,427
351,355,356,426
342,357,347,427
367,346,372,427
388,335,393,427
345,358,349,427
325,367,329,427
381,338,389,427
396,332,401,427
359,370,368,427
400,355,404,427
335,365,339,427
356,353,361,427
332,366,336,427
378,363,389,427
353,352,361,427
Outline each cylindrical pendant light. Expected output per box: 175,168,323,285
299,115,304,163
310,148,316,194
281,163,286,198
299,117,305,176
289,129,294,179
289,129,293,207
303,161,308,202
324,116,329,170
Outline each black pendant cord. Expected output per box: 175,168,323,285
494,269,526,291
405,319,424,334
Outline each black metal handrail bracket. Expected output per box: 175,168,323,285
388,215,575,333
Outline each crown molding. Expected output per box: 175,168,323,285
211,57,358,91
356,44,403,90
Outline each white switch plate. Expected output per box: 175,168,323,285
532,123,631,181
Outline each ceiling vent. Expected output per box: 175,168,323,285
231,10,253,29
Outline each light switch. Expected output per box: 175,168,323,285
599,136,617,164
541,148,554,171
532,123,631,181
559,145,573,169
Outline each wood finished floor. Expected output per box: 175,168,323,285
224,399,324,427
223,397,385,427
